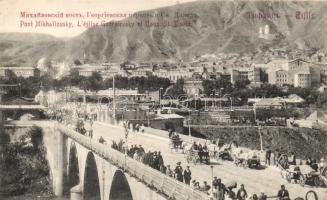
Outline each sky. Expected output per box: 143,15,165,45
0,0,196,37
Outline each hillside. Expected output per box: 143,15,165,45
1,1,327,66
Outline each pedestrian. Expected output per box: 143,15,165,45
166,165,174,177
236,184,248,200
192,141,198,150
212,176,219,188
160,164,167,174
174,162,184,182
251,194,258,200
191,180,197,189
158,151,164,170
290,152,296,165
216,178,226,200
201,181,211,194
266,148,271,166
258,190,267,200
277,185,290,200
183,166,192,185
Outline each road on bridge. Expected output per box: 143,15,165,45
90,122,326,200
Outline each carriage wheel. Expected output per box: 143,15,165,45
299,174,306,187
305,190,318,200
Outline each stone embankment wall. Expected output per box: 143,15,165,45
190,126,327,160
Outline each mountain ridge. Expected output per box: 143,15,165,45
1,0,327,66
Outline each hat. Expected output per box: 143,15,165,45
177,162,181,165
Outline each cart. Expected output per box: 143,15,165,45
185,150,200,165
280,164,323,187
169,135,183,152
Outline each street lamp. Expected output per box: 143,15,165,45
210,165,214,197
258,125,263,152
159,87,163,112
123,121,129,170
188,111,192,139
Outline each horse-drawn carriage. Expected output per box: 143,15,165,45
278,154,325,187
169,134,184,152
185,149,209,164
232,148,261,169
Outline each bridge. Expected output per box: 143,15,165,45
2,120,326,200
3,120,207,200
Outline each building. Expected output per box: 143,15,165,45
267,58,326,88
0,66,40,78
254,99,284,109
183,79,204,97
230,67,261,84
153,68,192,83
294,72,311,88
75,64,108,77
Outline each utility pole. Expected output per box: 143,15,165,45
258,125,263,152
113,75,116,118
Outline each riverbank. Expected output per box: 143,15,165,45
0,127,53,198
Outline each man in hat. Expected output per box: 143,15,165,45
183,166,192,185
216,178,226,200
174,162,184,182
212,176,219,188
236,184,248,200
266,148,271,166
277,185,290,200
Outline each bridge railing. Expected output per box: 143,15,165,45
57,124,209,200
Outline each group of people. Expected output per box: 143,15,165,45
163,162,193,185
190,141,210,163
205,177,290,200
111,139,167,172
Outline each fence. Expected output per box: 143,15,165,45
57,124,208,200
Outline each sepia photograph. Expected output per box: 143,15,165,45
0,0,327,200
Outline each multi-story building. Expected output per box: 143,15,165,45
294,72,311,88
183,79,204,97
0,66,40,78
153,68,193,83
267,58,326,88
268,69,288,86
230,67,260,84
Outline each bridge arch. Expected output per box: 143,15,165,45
84,152,101,200
67,141,80,193
109,169,133,200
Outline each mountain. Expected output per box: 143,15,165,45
1,0,327,66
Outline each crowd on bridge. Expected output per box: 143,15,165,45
111,139,166,171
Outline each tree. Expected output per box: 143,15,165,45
167,78,185,97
